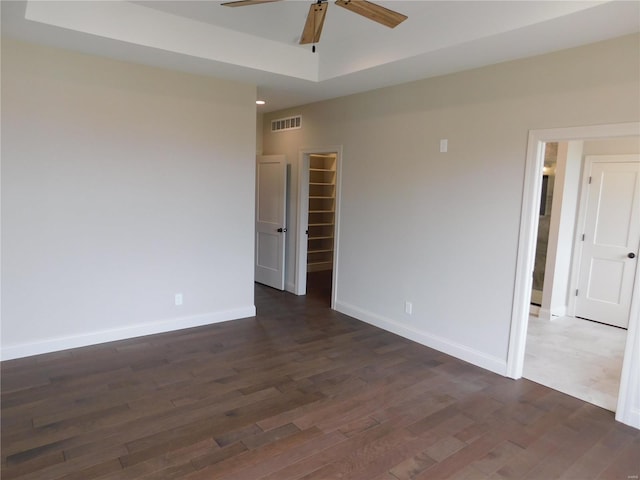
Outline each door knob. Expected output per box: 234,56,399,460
277,227,287,233
629,252,636,259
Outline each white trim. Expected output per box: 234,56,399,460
540,306,567,320
336,301,507,376
1,306,256,361
537,308,551,321
506,129,545,378
621,409,640,429
295,152,310,296
507,122,640,429
332,147,343,310
551,307,567,318
295,146,343,309
285,281,296,294
616,245,640,429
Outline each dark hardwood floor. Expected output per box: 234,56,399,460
2,280,639,479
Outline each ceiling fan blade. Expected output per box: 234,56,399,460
300,2,328,44
221,0,282,7
335,0,407,28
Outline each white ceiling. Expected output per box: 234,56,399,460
2,1,639,112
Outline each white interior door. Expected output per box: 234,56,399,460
255,155,287,290
574,155,640,328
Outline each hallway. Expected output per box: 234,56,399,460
524,315,626,412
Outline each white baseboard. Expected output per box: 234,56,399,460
550,305,567,318
1,305,256,361
335,301,507,376
531,305,567,320
538,308,551,320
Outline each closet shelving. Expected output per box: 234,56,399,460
307,154,336,272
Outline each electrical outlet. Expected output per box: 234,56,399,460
440,139,448,153
404,301,413,315
175,293,183,306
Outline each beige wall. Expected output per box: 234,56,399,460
262,34,640,373
1,39,257,358
583,136,640,155
256,112,264,155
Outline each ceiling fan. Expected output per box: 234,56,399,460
221,0,407,47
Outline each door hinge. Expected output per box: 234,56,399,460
588,176,592,184
582,233,585,241
575,289,579,296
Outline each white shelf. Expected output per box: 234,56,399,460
307,154,336,273
309,235,334,240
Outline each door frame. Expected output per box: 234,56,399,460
294,146,343,308
506,122,640,428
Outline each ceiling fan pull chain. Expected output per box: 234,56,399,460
312,2,317,53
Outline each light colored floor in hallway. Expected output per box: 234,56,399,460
523,314,626,412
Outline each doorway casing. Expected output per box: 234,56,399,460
294,146,343,309
507,122,640,429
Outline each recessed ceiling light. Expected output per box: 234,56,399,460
256,100,266,105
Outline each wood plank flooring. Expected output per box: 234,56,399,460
2,279,639,479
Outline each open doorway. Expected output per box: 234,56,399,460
526,140,639,412
294,147,342,308
525,141,631,412
305,153,336,304
507,123,640,429
530,143,557,310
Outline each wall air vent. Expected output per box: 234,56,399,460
271,115,301,132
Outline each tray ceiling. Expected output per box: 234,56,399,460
2,1,639,111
